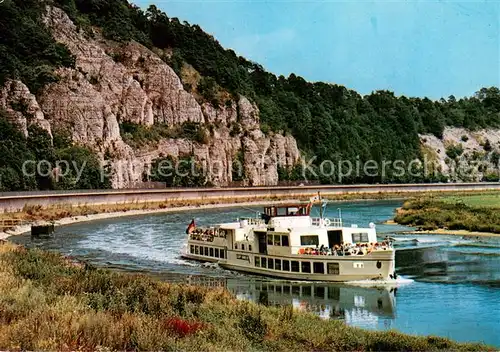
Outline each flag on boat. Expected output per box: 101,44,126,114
186,219,195,234
309,194,320,203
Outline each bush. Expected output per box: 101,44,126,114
197,77,220,106
483,139,492,152
164,317,204,337
238,305,267,343
445,144,464,159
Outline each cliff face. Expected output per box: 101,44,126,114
0,80,52,138
0,6,300,188
420,127,500,181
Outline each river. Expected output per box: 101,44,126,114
11,200,500,347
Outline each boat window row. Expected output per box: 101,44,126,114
190,245,225,259
267,234,290,246
254,256,339,275
234,243,252,251
264,205,310,217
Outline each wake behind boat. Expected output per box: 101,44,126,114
182,196,396,282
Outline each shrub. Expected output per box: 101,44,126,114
238,305,267,343
445,144,464,159
164,317,204,337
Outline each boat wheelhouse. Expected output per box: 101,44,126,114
182,200,396,282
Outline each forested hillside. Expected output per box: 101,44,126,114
1,0,499,188
0,110,110,191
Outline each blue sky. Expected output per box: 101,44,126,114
134,0,499,99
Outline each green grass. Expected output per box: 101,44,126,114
0,243,493,351
439,193,500,208
395,196,500,233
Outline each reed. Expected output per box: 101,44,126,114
0,242,493,351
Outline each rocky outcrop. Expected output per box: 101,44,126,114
420,127,500,181
0,80,51,137
0,5,300,188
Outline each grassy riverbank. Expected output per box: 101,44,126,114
0,242,492,351
394,193,500,233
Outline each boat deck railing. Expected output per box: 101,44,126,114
311,217,343,227
189,227,228,242
240,218,266,226
292,242,393,257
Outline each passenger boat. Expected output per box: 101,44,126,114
182,196,396,282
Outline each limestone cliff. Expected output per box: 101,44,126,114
0,80,52,138
0,6,300,188
420,127,500,181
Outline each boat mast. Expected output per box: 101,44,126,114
318,192,323,219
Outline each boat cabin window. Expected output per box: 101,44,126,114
219,250,225,259
275,259,282,270
291,261,300,272
281,235,289,247
313,262,325,274
241,244,245,251
261,257,267,268
327,263,340,275
283,260,290,271
273,235,281,246
352,233,369,243
195,246,199,254
268,258,274,269
300,235,319,246
249,245,252,251
301,261,311,273
267,234,289,246
190,245,194,254
255,257,260,267
210,248,214,257
215,248,219,257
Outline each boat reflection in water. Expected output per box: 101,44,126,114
185,276,395,327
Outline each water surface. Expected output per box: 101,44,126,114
12,200,500,347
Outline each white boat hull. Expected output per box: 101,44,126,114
183,248,395,282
